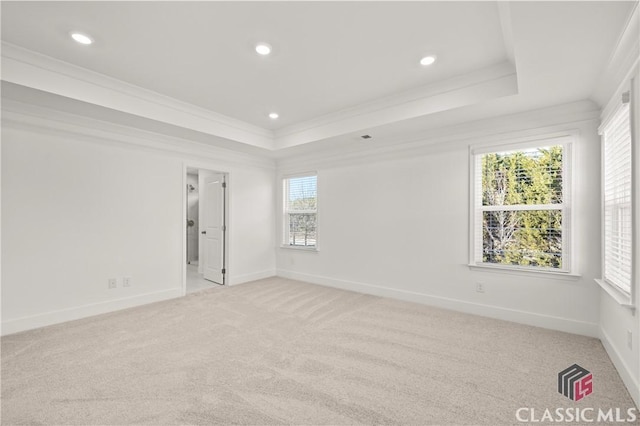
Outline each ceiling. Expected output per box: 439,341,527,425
1,1,637,156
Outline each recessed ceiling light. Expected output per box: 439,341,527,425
269,112,279,119
420,55,437,66
255,43,272,56
71,32,93,45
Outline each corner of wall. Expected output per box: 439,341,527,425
600,325,640,407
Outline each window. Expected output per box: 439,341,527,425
283,174,317,248
600,96,633,296
471,139,570,272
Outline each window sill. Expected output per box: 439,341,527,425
468,264,581,281
280,245,319,252
594,279,635,310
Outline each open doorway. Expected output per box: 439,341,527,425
184,167,227,294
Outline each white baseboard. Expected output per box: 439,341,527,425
600,327,640,408
2,270,274,335
228,269,276,286
1,288,183,336
277,269,599,338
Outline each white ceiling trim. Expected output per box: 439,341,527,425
2,42,518,154
274,61,518,150
276,100,600,171
1,97,276,170
591,2,639,107
1,42,275,150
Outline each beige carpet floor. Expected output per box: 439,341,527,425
1,277,637,425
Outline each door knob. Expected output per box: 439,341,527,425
201,231,207,235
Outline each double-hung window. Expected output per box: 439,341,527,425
283,174,317,248
471,138,571,272
599,91,634,299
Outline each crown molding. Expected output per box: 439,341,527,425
1,42,275,151
592,2,639,107
273,61,518,150
2,43,520,154
2,97,276,170
276,99,600,172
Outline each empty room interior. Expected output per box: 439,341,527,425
2,1,640,424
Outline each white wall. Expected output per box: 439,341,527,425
598,64,640,406
1,109,276,335
226,165,278,285
277,110,603,337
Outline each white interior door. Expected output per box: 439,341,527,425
202,172,225,284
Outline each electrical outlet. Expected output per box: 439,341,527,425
123,276,132,287
476,282,485,293
108,278,117,289
627,330,633,350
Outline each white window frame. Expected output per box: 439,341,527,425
595,80,636,309
282,172,318,250
469,136,574,275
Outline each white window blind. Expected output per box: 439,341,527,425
471,142,569,271
283,174,317,247
601,101,633,295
